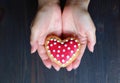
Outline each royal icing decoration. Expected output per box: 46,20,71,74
45,35,81,67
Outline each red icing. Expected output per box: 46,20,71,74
47,39,79,64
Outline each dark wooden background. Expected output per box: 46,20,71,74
0,0,120,83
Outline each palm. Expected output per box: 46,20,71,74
62,6,96,71
30,4,62,70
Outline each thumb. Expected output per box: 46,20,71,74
87,31,96,52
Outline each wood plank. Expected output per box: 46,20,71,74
0,0,120,83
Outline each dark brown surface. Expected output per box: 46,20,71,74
0,0,120,83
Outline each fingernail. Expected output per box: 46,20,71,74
47,65,52,69
73,62,80,70
90,47,94,53
73,65,79,70
56,68,60,71
67,68,72,71
73,65,78,70
31,49,34,54
31,47,36,54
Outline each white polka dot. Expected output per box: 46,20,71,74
78,44,80,46
54,42,57,45
54,39,57,41
58,46,61,48
74,45,76,48
47,46,49,49
56,54,59,57
48,50,50,53
62,59,65,63
63,49,66,52
50,54,53,57
70,38,73,40
47,41,49,44
66,61,68,64
61,54,64,57
61,42,64,44
77,49,79,51
70,41,73,44
73,54,76,56
67,47,71,50
54,58,57,61
70,58,72,61
57,40,60,42
62,64,65,67
50,44,53,47
58,61,61,63
64,44,67,47
50,38,53,41
66,55,70,59
57,50,60,53
75,40,78,42
65,40,68,42
53,50,56,52
71,50,74,53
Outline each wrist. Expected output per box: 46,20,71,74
66,0,90,10
38,0,60,8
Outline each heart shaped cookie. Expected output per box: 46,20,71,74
45,35,81,67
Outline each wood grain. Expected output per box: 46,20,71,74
0,0,120,83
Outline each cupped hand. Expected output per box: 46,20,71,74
62,5,96,71
30,4,62,71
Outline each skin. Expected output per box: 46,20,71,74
30,0,96,71
62,4,96,71
30,3,62,71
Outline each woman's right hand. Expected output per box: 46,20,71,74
62,4,96,71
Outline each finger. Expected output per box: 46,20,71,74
38,34,47,45
30,27,40,53
52,62,61,71
79,37,87,45
37,45,49,60
53,19,62,37
72,44,86,69
73,59,81,69
77,44,86,60
37,45,52,69
66,64,73,71
30,11,47,53
87,31,96,52
31,42,38,54
53,30,62,37
77,33,87,44
62,12,76,35
42,59,52,69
